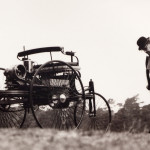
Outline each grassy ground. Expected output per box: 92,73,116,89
0,129,150,150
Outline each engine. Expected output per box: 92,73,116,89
4,64,27,89
4,64,26,80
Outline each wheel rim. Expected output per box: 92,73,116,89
75,92,111,131
30,60,85,129
0,68,27,128
0,95,27,128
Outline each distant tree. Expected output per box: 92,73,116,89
117,103,123,107
111,107,126,132
108,99,115,105
111,95,140,132
139,104,150,132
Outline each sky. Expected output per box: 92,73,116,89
0,0,150,105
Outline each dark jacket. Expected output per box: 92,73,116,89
145,56,150,90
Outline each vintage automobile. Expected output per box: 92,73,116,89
0,47,111,130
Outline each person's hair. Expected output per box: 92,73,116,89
137,36,148,50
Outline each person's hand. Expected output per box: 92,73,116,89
146,84,150,90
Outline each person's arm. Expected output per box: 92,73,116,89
145,56,150,90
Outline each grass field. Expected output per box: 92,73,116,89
0,129,150,150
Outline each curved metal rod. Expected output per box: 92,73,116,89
17,47,63,57
0,68,5,70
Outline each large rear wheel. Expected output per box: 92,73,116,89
30,60,85,129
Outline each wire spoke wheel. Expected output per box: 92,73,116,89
0,69,27,128
30,60,85,129
75,92,111,131
0,95,27,128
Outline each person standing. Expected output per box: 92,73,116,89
137,36,150,90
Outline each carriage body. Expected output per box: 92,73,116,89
0,47,111,130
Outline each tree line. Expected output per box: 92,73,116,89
110,95,150,132
0,94,150,132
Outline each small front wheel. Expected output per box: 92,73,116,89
75,92,111,131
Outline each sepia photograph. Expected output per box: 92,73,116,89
0,0,150,149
